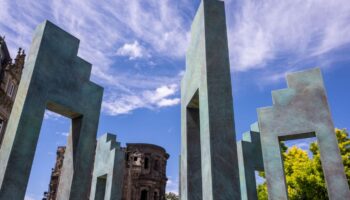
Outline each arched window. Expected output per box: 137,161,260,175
153,159,159,171
144,157,149,169
141,189,148,200
125,153,130,161
153,191,159,200
7,81,16,98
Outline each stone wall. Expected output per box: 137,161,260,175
123,144,169,200
44,147,66,200
0,37,25,147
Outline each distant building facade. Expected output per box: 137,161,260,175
0,36,25,147
45,143,169,200
43,146,66,200
123,144,169,200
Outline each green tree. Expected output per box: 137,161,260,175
311,128,350,186
258,128,350,200
165,192,179,200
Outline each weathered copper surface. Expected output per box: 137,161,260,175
258,68,350,200
237,123,264,200
0,21,103,199
90,133,124,200
180,0,241,199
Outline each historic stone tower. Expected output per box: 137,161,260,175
45,143,169,200
123,144,169,200
44,147,66,200
0,36,25,147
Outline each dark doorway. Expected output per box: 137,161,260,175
186,90,203,199
144,157,149,169
95,175,107,200
141,189,148,200
154,191,159,200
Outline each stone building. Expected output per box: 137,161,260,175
43,147,66,200
45,143,169,200
123,144,169,200
0,36,25,147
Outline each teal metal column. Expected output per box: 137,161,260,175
180,0,241,199
0,21,103,200
237,123,264,200
89,133,125,200
257,68,350,200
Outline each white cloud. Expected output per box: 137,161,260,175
144,84,177,103
177,70,185,77
285,138,316,151
116,41,149,60
166,177,179,194
3,0,350,117
103,84,180,115
44,111,63,120
0,0,190,116
227,0,350,72
24,195,35,200
48,0,188,115
103,95,145,115
56,131,69,137
158,98,180,107
119,0,190,58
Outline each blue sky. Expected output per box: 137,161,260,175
1,0,350,199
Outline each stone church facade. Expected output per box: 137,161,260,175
0,37,25,147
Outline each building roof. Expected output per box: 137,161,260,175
0,36,12,67
126,143,170,158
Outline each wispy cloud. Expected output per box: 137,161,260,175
24,194,39,200
44,111,63,120
227,0,350,74
0,0,191,115
285,138,316,151
116,41,150,60
166,176,179,194
55,131,69,137
4,0,349,115
103,84,180,115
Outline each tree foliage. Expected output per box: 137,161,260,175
165,192,179,200
258,128,350,200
